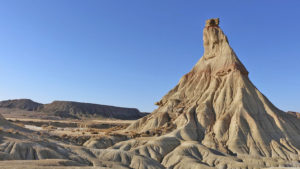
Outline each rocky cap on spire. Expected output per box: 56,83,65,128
205,18,220,27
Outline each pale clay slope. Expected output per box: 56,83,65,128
125,18,300,168
0,113,164,169
0,18,300,169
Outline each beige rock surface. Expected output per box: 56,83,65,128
125,18,300,168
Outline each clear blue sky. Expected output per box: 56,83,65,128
0,0,299,112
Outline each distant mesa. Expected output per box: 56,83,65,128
0,99,146,120
0,99,42,111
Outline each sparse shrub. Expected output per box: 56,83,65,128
47,125,57,130
6,129,14,134
41,124,48,129
87,128,101,135
129,131,140,138
90,131,99,134
15,123,25,128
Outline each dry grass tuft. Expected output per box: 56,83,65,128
41,124,48,129
15,123,25,128
6,128,15,134
86,128,101,135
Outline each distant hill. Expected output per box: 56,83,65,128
0,99,42,111
0,99,146,120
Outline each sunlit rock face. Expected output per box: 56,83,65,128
125,18,300,168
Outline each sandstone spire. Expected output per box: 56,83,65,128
127,18,300,161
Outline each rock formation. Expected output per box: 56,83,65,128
124,18,300,168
